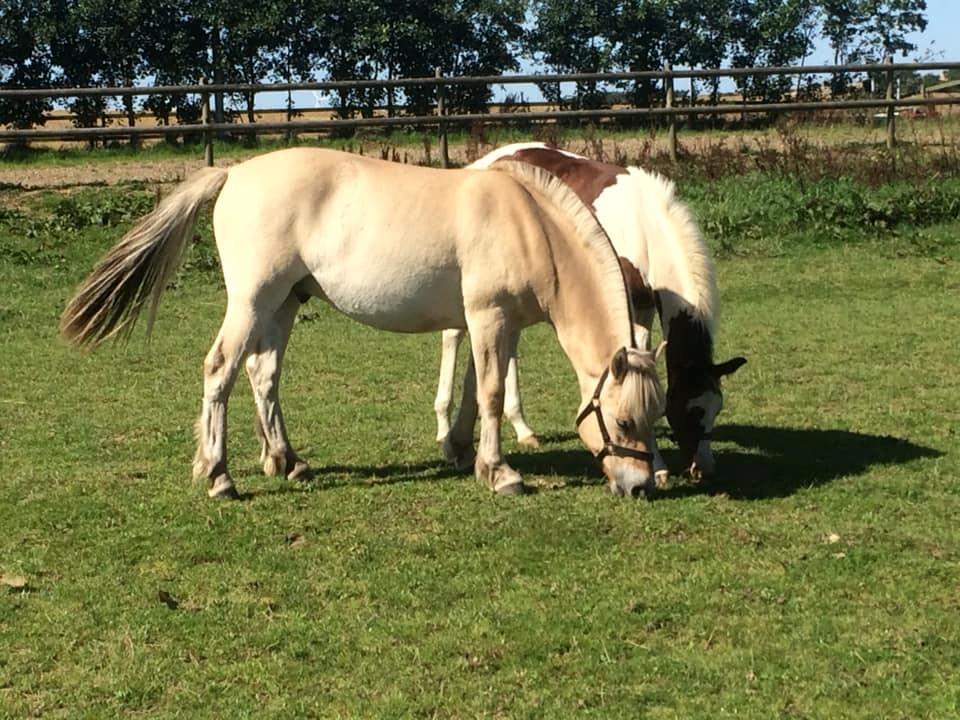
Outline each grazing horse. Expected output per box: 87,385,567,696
435,143,746,481
61,147,664,499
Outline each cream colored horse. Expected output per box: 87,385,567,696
61,148,664,499
436,143,746,483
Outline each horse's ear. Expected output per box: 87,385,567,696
654,340,667,362
611,347,629,381
713,356,747,378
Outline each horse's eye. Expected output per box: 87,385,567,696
616,419,633,433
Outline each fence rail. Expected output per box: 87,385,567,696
3,60,960,162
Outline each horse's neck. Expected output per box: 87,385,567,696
606,174,717,366
544,241,631,397
490,159,635,399
659,289,714,371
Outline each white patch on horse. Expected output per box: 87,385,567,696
685,390,723,431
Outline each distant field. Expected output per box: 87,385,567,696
0,169,957,718
4,111,960,193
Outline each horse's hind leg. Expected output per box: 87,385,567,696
434,328,464,443
193,301,265,499
245,293,309,481
442,355,477,470
503,343,539,448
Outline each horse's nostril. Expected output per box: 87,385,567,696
630,484,644,499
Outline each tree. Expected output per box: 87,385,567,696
139,0,209,140
857,0,927,60
0,0,55,130
420,0,528,114
728,0,818,102
527,0,618,109
819,0,927,96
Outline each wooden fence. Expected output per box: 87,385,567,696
3,59,960,166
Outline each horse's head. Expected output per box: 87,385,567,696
665,356,746,479
576,345,665,498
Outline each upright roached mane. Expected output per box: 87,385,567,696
621,166,718,335
60,147,665,499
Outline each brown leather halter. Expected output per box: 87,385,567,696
575,367,655,464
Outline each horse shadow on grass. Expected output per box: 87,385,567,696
238,457,467,498
241,424,941,500
510,424,943,500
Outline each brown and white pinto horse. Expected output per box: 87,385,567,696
436,143,746,481
61,148,664,499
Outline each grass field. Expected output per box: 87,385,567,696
1,159,959,718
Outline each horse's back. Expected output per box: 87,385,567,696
210,148,548,333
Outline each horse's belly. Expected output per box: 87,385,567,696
316,263,465,333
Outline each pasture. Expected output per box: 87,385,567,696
1,153,959,718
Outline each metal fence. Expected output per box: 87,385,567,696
3,59,960,166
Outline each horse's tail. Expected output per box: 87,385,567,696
60,167,230,348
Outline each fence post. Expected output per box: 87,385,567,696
665,61,677,162
436,67,449,168
885,54,896,150
201,77,213,167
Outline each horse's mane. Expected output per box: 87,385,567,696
619,349,665,433
491,158,635,344
622,167,719,336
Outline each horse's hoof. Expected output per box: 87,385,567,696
262,453,283,477
486,464,524,496
495,480,528,496
517,434,540,449
287,460,310,481
654,470,671,491
208,475,240,500
442,436,476,471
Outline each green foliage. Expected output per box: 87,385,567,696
0,0,935,137
0,187,156,266
686,174,960,253
820,0,928,66
0,0,55,129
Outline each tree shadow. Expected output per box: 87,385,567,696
661,423,944,501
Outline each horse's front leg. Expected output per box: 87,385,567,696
466,310,524,496
434,328,464,443
651,435,670,490
245,294,309,481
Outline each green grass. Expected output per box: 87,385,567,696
1,176,959,719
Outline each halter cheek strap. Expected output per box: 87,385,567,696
575,367,654,464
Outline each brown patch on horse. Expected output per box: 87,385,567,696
618,256,656,312
509,148,626,210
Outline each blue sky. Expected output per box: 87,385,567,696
274,2,960,111
807,0,960,64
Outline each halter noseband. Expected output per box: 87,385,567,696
575,367,655,464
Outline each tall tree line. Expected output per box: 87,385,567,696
0,0,927,131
